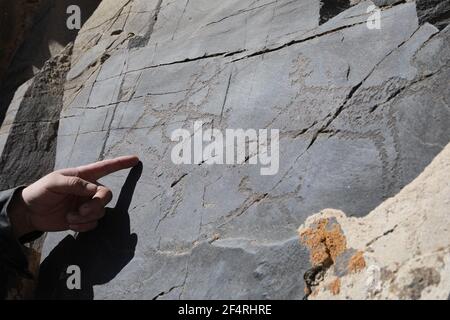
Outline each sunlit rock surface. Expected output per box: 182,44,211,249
0,0,449,299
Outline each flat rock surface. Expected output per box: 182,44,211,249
3,0,444,299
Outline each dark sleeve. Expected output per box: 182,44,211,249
0,188,33,299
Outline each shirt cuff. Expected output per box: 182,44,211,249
0,187,41,279
0,187,43,243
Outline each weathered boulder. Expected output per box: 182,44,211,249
0,0,449,299
0,0,101,132
299,141,450,299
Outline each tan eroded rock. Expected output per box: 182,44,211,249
299,142,450,299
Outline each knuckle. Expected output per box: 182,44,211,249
68,176,82,187
52,169,65,175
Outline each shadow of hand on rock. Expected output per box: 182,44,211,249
36,162,143,300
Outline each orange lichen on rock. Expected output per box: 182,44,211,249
348,251,366,273
329,278,341,295
299,218,347,266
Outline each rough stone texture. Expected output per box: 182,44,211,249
0,79,32,157
41,0,450,299
0,44,72,189
0,0,449,299
298,142,450,300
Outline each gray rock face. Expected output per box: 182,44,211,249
1,0,449,299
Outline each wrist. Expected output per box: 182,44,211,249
7,187,35,239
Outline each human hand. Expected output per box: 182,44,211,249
8,156,140,238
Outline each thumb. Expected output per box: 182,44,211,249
50,174,98,197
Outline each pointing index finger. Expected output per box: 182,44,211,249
77,155,140,180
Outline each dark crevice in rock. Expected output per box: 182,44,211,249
0,44,73,189
319,0,351,25
152,284,183,300
126,6,395,70
98,101,119,161
305,80,363,151
224,49,246,57
303,264,328,299
171,0,190,41
305,25,422,151
369,69,441,113
171,173,188,188
131,50,244,72
232,19,367,62
215,193,269,228
111,29,123,36
219,71,233,125
366,225,398,247
126,8,386,69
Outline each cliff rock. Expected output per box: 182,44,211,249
0,0,449,299
299,142,450,299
